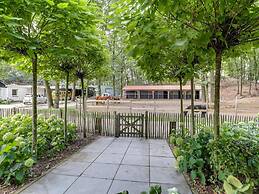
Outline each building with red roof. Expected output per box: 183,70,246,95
123,85,201,100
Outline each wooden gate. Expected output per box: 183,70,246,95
115,113,145,137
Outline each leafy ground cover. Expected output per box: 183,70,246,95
170,120,259,194
0,113,93,193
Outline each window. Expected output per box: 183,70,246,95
195,90,200,99
140,91,153,99
126,91,138,99
186,91,192,99
154,91,164,99
12,89,18,96
169,91,180,99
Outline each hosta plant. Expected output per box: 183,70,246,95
0,114,77,184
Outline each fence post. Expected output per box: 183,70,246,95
145,111,148,139
12,107,17,115
114,111,120,138
169,121,177,135
59,108,63,118
95,113,102,135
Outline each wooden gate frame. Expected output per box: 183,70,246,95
115,112,148,138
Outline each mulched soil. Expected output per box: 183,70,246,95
0,135,96,194
184,173,219,194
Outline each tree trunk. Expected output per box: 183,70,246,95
64,71,69,143
190,77,195,135
179,77,184,136
205,75,209,109
54,81,60,108
44,79,53,108
32,53,38,157
249,80,252,95
235,59,240,95
71,81,76,101
254,49,258,90
120,67,123,98
237,80,240,95
80,76,86,138
112,74,116,96
240,58,243,96
98,79,101,96
209,71,215,106
213,49,222,139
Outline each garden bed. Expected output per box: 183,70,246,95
169,120,259,194
0,114,98,194
169,143,215,194
0,136,96,194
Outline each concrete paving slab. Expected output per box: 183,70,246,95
129,142,149,149
113,137,133,142
150,183,192,194
95,153,124,164
51,161,91,176
20,173,76,194
103,147,128,154
149,139,169,145
19,137,192,194
83,163,119,179
108,180,149,194
108,143,129,150
115,165,149,182
150,156,176,168
65,177,112,194
80,144,107,153
150,148,173,157
122,154,149,166
126,147,149,156
68,151,100,163
150,167,185,184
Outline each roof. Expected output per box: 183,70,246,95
123,85,201,91
6,84,45,89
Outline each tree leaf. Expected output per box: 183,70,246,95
223,181,235,194
15,170,25,182
57,3,69,9
227,175,243,189
239,184,250,192
46,0,55,6
190,170,197,180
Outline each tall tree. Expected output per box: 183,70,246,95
115,0,259,138
1,0,81,156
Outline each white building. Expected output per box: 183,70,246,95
0,82,46,101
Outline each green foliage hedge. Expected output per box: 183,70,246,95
0,114,77,184
170,121,259,192
209,121,259,188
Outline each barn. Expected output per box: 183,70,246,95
123,85,201,100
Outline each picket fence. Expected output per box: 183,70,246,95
0,107,257,139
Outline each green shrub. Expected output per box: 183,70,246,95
208,121,259,187
170,120,258,192
175,130,213,185
0,114,77,184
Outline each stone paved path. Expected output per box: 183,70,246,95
20,137,192,194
